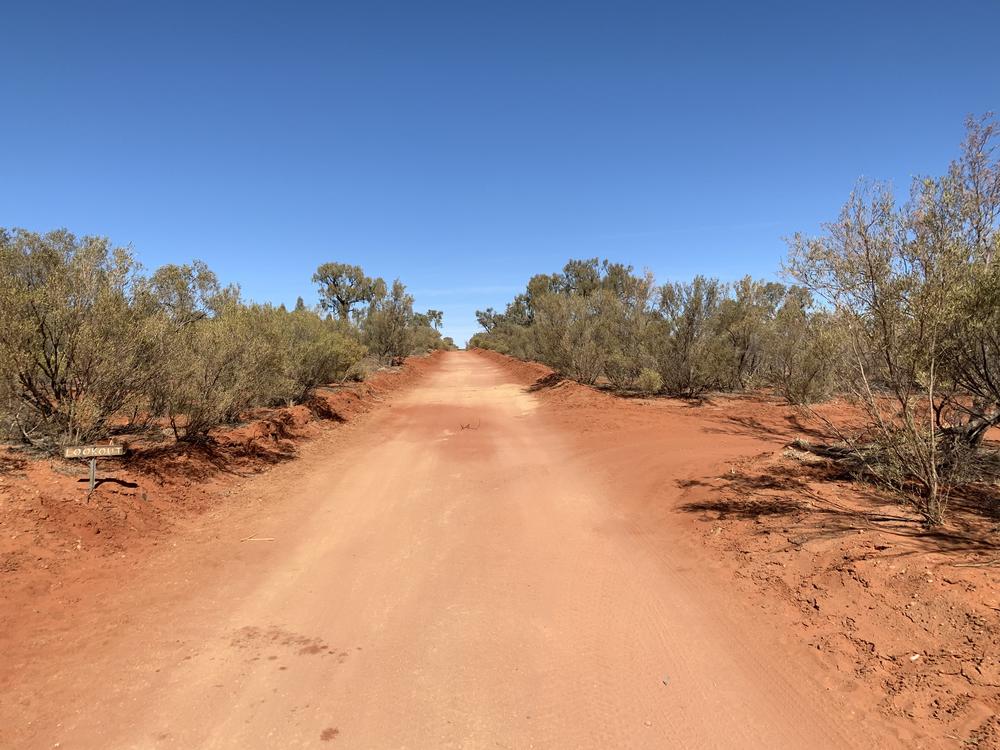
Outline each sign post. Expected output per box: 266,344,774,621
63,444,126,494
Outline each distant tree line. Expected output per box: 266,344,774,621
472,116,1000,524
472,263,840,404
0,239,453,449
311,262,452,361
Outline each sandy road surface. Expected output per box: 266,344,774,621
5,351,903,749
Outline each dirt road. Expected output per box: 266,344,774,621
5,351,905,749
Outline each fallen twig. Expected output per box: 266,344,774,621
240,534,276,542
949,558,999,568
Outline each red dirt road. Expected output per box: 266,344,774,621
4,351,908,749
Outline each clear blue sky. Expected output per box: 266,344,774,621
2,1,998,344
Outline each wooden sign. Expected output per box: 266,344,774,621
63,444,126,494
64,444,126,459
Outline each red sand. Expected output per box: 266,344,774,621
1,349,996,748
0,352,444,655
478,348,1000,747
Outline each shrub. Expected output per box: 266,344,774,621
651,276,729,397
343,356,380,382
714,276,786,390
409,321,445,354
531,292,604,383
767,288,843,404
603,352,640,389
0,243,378,448
362,279,415,362
0,229,160,447
273,310,366,402
156,301,284,440
636,368,663,394
154,301,369,440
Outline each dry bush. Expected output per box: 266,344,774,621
714,276,786,390
343,355,381,382
636,368,663,394
409,320,446,355
596,267,656,389
335,277,445,362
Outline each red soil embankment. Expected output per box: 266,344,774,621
477,348,1000,749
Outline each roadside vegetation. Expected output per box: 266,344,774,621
0,241,452,449
473,264,839,402
472,116,1000,524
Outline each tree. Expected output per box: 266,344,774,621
767,287,842,403
475,308,501,333
785,114,1000,523
426,309,444,330
594,263,655,389
924,116,1000,448
559,258,602,296
312,262,376,322
651,276,726,396
362,279,415,362
714,276,786,389
530,291,604,384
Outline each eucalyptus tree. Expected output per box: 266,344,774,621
313,262,378,322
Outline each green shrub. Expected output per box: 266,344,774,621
0,229,160,447
274,310,367,402
156,301,283,439
0,241,377,448
767,290,843,404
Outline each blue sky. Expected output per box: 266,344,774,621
2,1,998,344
